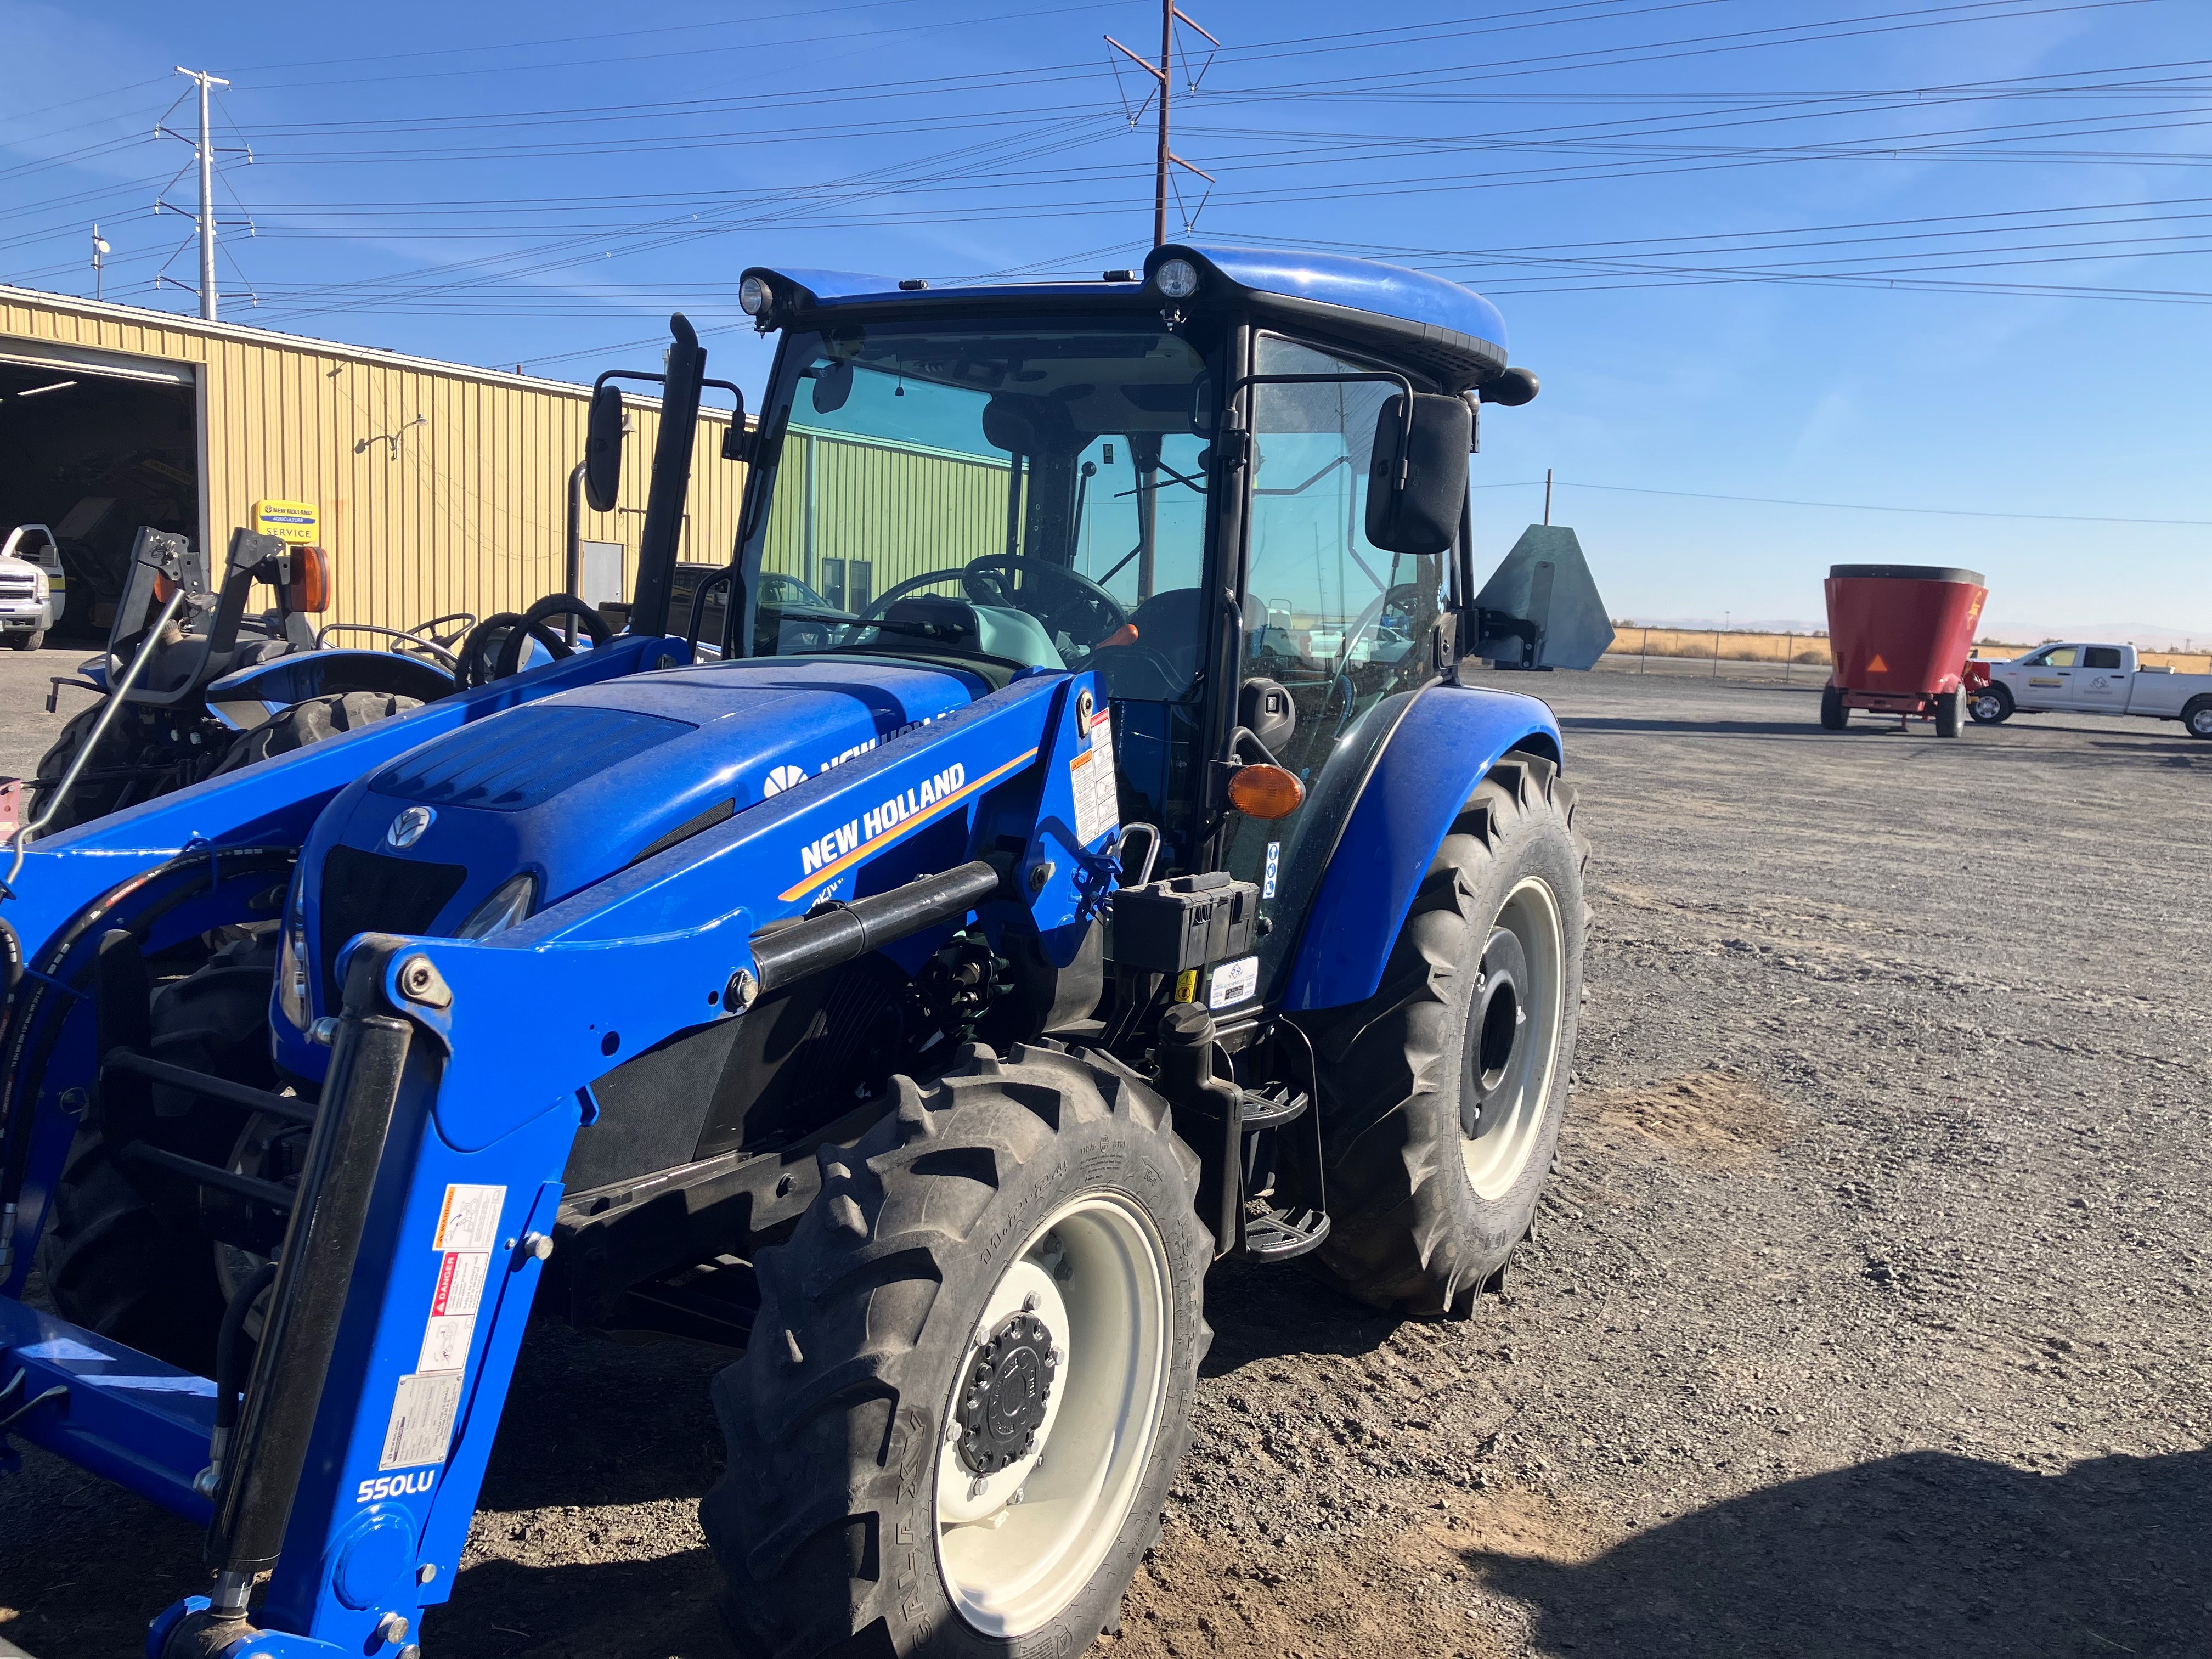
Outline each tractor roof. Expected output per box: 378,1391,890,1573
741,243,1511,390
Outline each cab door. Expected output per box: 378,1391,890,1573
2018,644,2079,708
2073,645,2129,712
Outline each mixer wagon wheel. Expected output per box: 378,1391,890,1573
1934,689,1964,739
1969,685,2013,725
1820,688,1848,730
703,1041,1211,1658
1301,752,1588,1317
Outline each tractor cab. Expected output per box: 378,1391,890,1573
653,243,1541,1002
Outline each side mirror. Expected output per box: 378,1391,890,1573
809,360,853,414
584,383,624,512
1365,393,1470,556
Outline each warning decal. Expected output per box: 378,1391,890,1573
1068,709,1118,849
432,1184,505,1254
417,1315,475,1374
433,1250,491,1317
380,1371,464,1470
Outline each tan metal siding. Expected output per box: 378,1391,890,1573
0,289,744,633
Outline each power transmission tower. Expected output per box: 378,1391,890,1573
156,66,255,320
1107,1,1219,247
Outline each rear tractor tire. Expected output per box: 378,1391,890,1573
1303,751,1587,1317
1934,687,1963,738
215,689,422,775
1819,687,1849,730
1968,685,2013,725
703,1042,1212,1658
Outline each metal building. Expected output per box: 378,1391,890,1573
0,285,743,637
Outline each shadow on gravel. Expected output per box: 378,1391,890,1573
1475,1448,2212,1657
1195,1257,1401,1376
472,1321,729,1513
435,1548,726,1656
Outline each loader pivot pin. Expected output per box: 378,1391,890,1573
953,1311,1058,1475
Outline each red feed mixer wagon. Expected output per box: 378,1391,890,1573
1819,562,1989,738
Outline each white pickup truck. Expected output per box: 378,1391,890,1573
1968,642,2212,738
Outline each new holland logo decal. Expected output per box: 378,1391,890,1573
782,749,1037,904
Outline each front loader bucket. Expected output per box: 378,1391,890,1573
1470,523,1615,671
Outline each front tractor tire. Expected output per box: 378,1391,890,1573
1305,751,1587,1317
703,1043,1212,1659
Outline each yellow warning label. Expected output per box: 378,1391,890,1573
1173,969,1198,1003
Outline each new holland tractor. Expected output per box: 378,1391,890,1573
0,245,1588,1658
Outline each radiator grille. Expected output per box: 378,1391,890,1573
317,845,469,1002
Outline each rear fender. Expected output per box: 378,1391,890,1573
1279,683,1560,1012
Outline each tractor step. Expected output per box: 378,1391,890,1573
1238,1197,1330,1261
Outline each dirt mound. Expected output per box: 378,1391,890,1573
1578,1071,1801,1166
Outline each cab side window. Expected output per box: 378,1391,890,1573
2083,646,2123,669
2029,646,2078,668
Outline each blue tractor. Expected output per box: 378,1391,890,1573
0,245,1585,1658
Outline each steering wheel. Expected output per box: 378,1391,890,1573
853,555,1130,658
456,594,612,689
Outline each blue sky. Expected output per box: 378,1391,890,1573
5,0,2209,640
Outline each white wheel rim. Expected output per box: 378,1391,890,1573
1462,876,1566,1200
935,1192,1170,1637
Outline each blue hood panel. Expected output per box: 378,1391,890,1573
302,657,985,1002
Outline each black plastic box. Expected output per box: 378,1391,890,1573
1110,871,1259,973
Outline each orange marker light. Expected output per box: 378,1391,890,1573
292,545,334,612
152,572,178,604
1226,763,1304,820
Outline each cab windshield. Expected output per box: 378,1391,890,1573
742,321,1216,692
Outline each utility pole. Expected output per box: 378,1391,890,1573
157,67,253,317
1544,468,1553,525
176,67,227,320
91,224,110,301
1108,2,1218,247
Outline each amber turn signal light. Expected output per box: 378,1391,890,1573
291,545,334,612
1226,763,1304,819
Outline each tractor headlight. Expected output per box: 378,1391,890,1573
739,275,773,317
1154,258,1200,300
456,872,538,940
276,867,311,1029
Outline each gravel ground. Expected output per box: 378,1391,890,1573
3,660,2207,1658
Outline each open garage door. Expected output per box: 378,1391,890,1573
0,340,198,637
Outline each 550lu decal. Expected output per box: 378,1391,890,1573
358,1469,436,1504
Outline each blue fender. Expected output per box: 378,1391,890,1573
1280,682,1560,1012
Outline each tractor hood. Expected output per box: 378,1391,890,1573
294,656,988,1018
